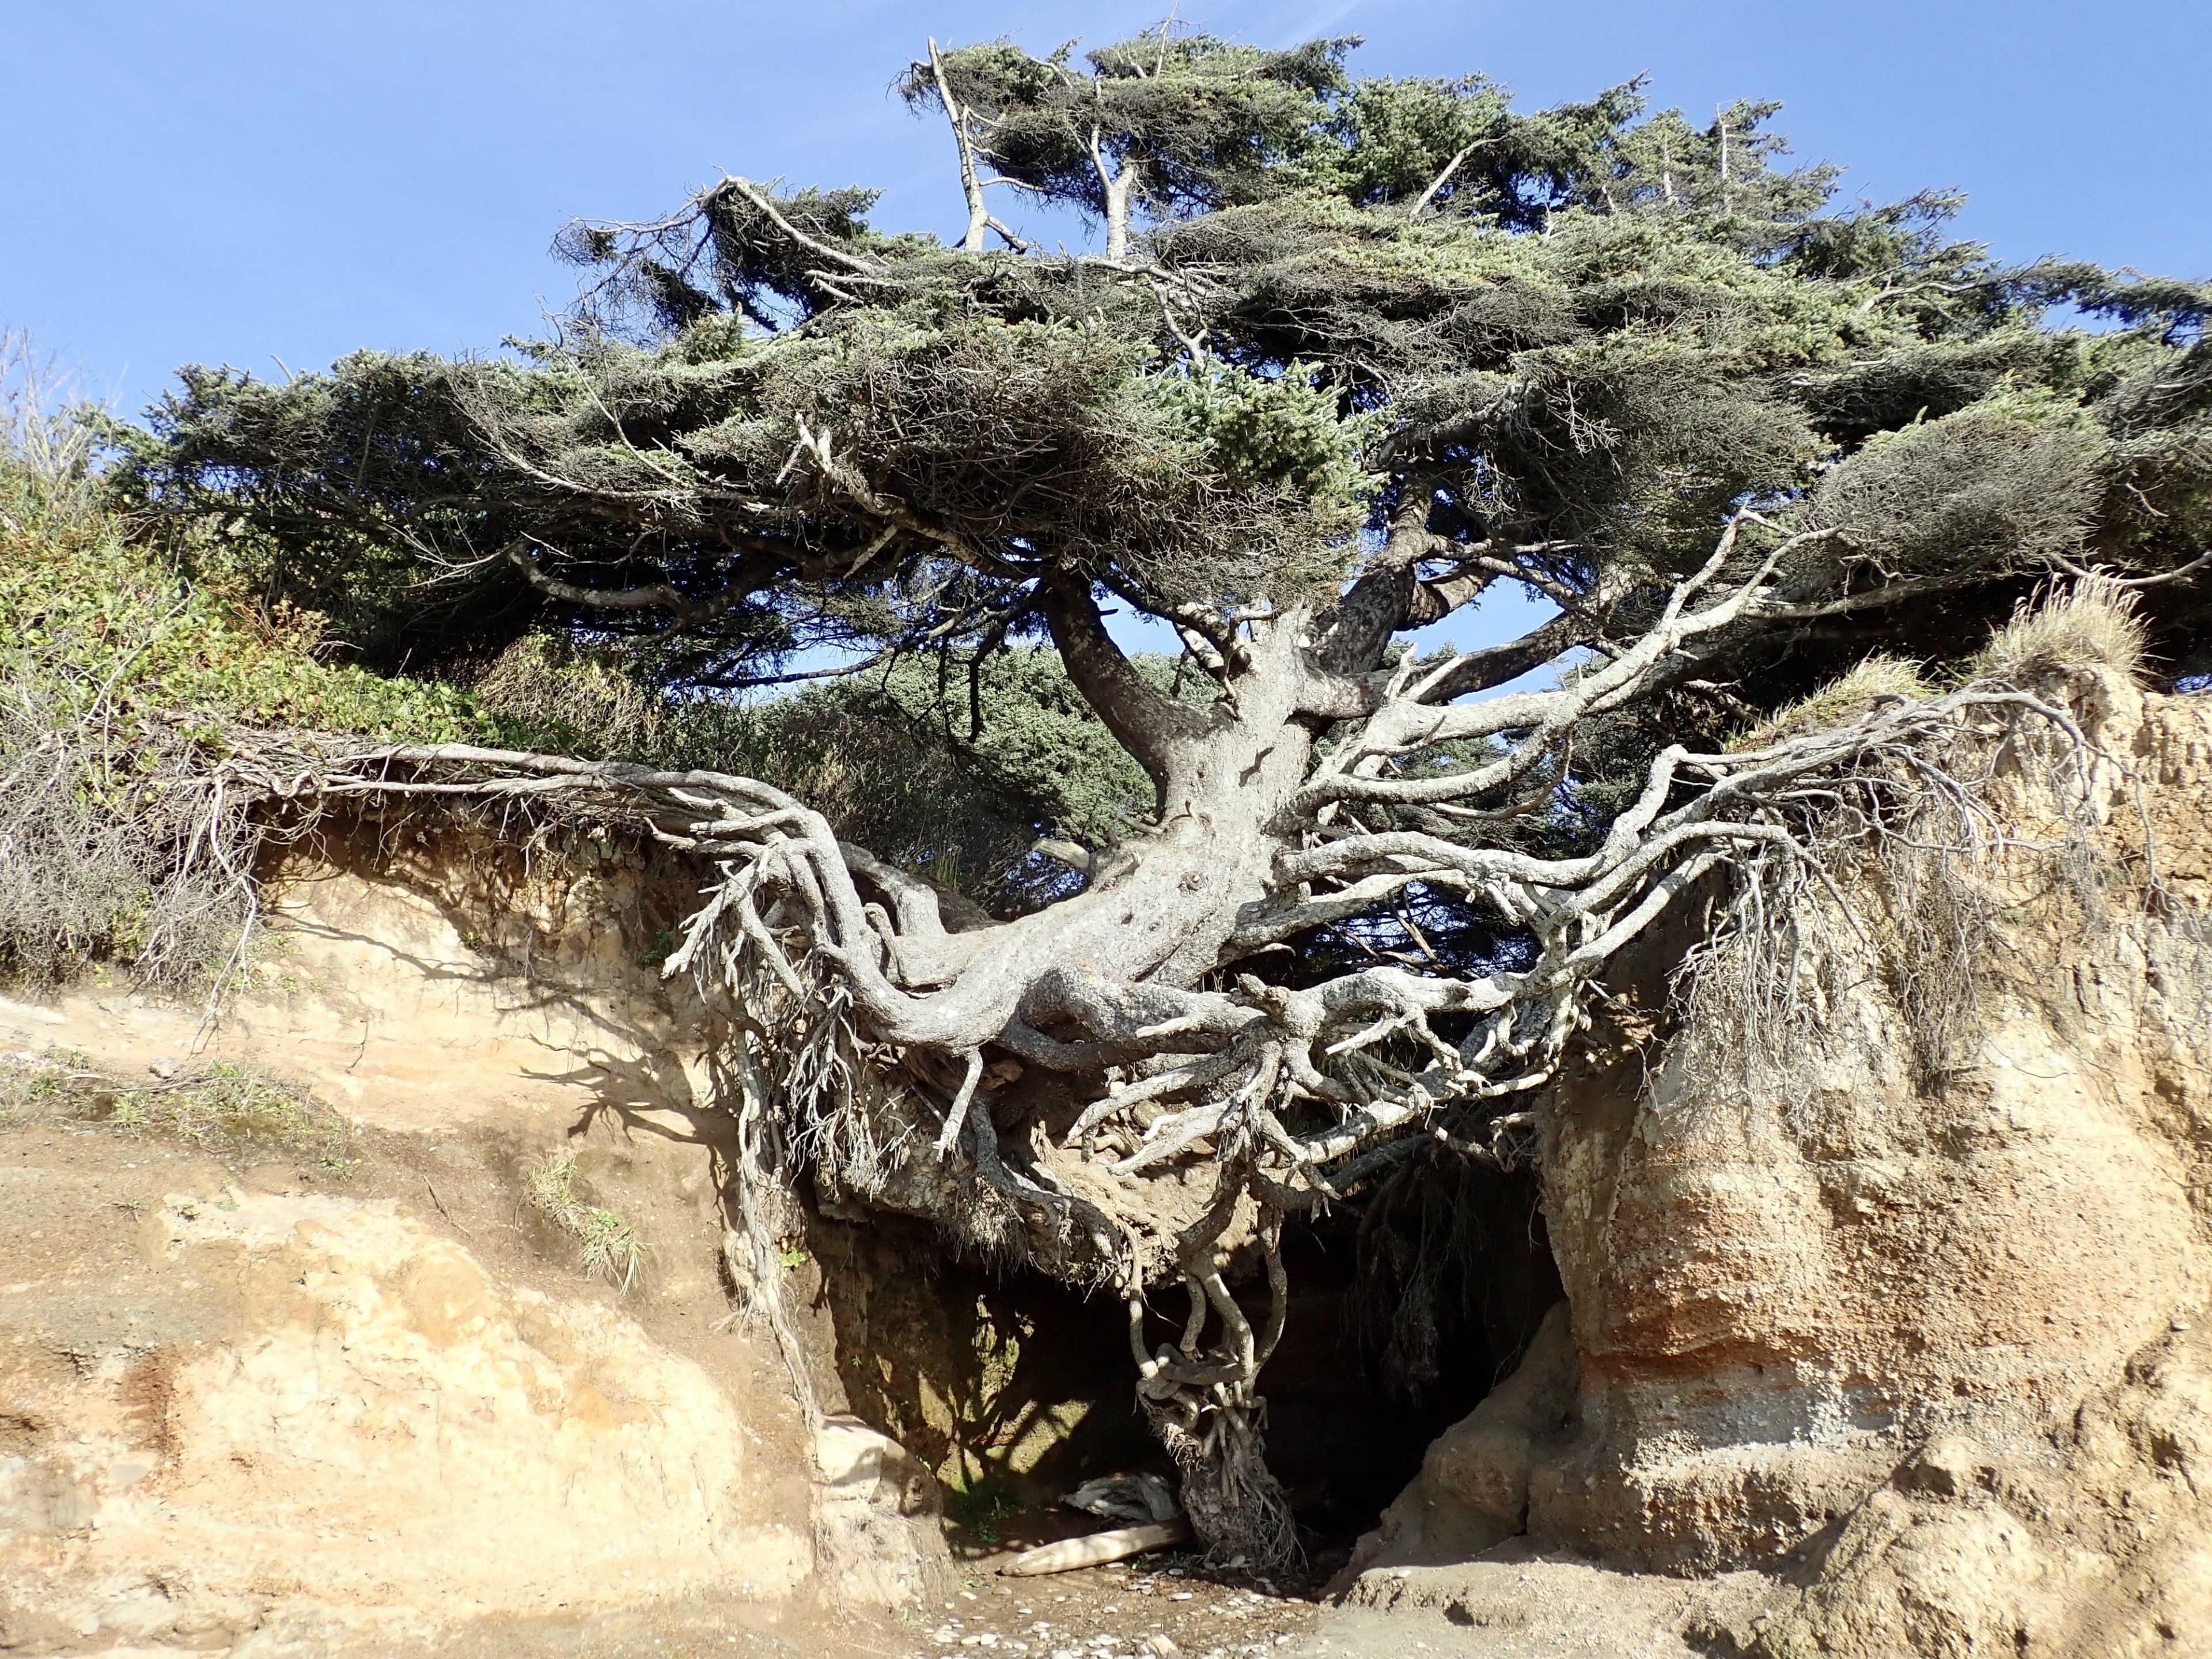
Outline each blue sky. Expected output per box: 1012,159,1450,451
8,0,2205,415
3,0,2205,661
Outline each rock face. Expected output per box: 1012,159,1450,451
0,820,954,1651
0,1165,809,1651
1350,675,2212,1654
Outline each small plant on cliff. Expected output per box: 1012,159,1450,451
0,1048,352,1169
0,1052,67,1122
136,1062,344,1154
20,18,2212,1569
1969,574,2154,685
526,1152,643,1291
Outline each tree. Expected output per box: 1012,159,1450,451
113,22,2210,1567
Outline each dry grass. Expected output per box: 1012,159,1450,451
1687,582,2156,1114
1676,613,2156,1122
1724,578,2147,763
0,1049,353,1171
525,1152,642,1291
1968,575,2150,685
0,328,100,515
1730,654,1932,751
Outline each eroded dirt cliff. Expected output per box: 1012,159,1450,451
1344,672,2212,1656
6,676,2210,1658
0,816,949,1654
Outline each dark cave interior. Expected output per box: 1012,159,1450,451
797,1150,1563,1571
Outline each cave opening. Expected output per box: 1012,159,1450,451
794,1149,1562,1574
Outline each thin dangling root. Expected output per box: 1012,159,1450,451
1127,1192,1301,1575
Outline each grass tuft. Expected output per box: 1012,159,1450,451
525,1152,642,1291
1730,654,1931,750
0,1050,353,1171
1968,575,2150,685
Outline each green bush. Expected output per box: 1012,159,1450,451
0,468,488,745
2,444,1149,981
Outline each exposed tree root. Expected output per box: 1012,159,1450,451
3,544,2135,1558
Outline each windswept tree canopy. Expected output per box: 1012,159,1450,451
116,24,2210,697
107,20,2211,1568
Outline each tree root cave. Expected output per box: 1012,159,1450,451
783,1164,1560,1580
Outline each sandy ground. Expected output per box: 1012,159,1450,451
903,1555,1323,1659
891,1546,1779,1659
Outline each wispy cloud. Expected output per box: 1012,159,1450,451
1272,0,1370,46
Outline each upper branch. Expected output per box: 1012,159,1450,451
710,176,882,276
926,39,993,253
503,539,784,626
1097,572,1251,676
1297,518,1840,813
1409,611,1585,704
1041,571,1213,799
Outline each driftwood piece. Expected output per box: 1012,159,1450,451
998,1520,1192,1576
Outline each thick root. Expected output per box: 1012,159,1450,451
1144,1394,1300,1577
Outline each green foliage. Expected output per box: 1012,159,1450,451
1291,74,1514,208
657,649,1155,908
99,351,534,675
560,184,888,335
469,632,670,759
827,648,1156,846
1806,392,2108,586
1139,361,1381,539
460,628,1154,907
1,457,487,745
2,406,1152,988
1299,71,1831,230
0,446,517,987
907,28,1355,222
95,17,2212,740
